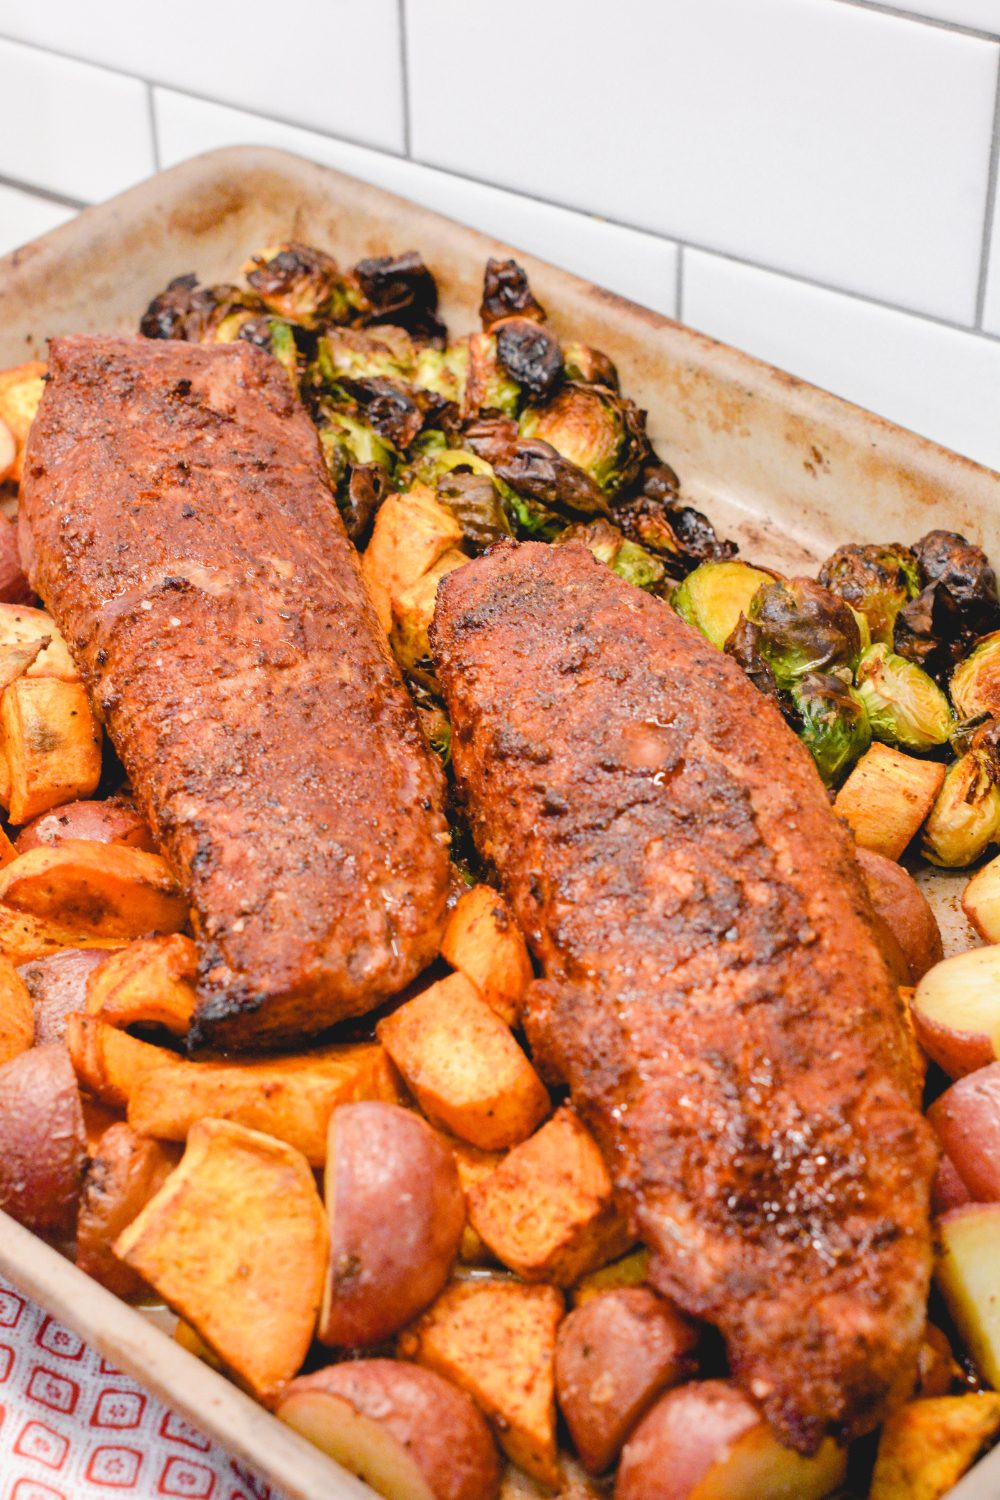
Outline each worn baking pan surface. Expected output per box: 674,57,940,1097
0,146,997,1499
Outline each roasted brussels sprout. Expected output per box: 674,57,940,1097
342,378,427,451
245,243,362,328
554,519,665,593
672,560,776,650
896,529,1000,679
494,438,610,520
216,314,299,388
479,258,546,330
561,340,619,390
922,733,1000,868
817,543,919,645
461,414,520,467
352,251,443,340
464,332,523,418
313,327,415,387
617,492,737,578
317,409,396,495
916,529,1000,621
494,318,563,402
790,673,871,788
435,471,512,553
951,630,1000,719
413,341,469,407
732,577,863,690
854,643,952,752
519,384,647,500
341,463,391,547
140,276,260,343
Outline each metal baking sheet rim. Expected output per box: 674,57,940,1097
0,145,995,1500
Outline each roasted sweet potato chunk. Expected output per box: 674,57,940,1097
0,903,124,966
362,485,464,635
114,1118,328,1404
85,935,197,1035
76,1122,178,1299
0,953,34,1063
441,884,533,1027
870,1392,1000,1500
127,1041,400,1164
0,841,186,938
468,1105,631,1284
835,743,945,861
377,973,550,1151
0,361,45,483
66,1013,175,1107
399,1278,564,1488
2,677,102,824
0,601,78,681
448,1135,504,1265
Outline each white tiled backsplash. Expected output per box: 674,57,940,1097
0,0,997,473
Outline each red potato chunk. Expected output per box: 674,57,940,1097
0,515,32,605
555,1288,699,1474
319,1101,465,1348
928,1062,1000,1203
278,1359,500,1500
19,946,112,1044
15,796,156,855
911,945,1000,1079
0,1043,86,1236
76,1122,178,1299
855,847,943,983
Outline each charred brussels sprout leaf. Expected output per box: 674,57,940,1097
519,383,648,500
464,332,522,418
341,463,391,547
480,258,547,330
221,315,299,388
435,471,512,553
245,242,361,328
790,673,871,788
495,318,563,402
495,438,610,520
673,560,777,651
140,277,261,343
738,577,862,690
896,530,1000,679
817,543,919,645
344,378,426,451
618,494,737,578
854,643,952,752
562,340,619,390
922,731,1000,867
352,251,444,340
462,414,520,468
951,630,1000,720
554,519,665,593
916,530,1000,621
313,327,415,386
317,410,396,495
725,616,783,702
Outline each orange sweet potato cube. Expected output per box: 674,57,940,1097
377,972,550,1150
85,935,198,1035
0,953,33,1063
441,883,533,1026
1,678,102,824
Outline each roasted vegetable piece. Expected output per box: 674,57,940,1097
480,259,546,330
313,326,415,386
399,1278,564,1488
917,529,1000,624
494,318,563,403
317,407,397,494
963,850,1000,942
85,934,197,1036
951,630,1000,719
441,883,534,1027
562,339,619,390
21,947,112,1044
341,462,391,548
519,384,647,500
818,543,919,645
790,672,871,788
855,643,953,752
15,795,156,855
139,276,260,343
910,944,1000,1079
922,742,1000,868
361,485,464,635
115,1118,328,1405
353,251,444,339
413,342,470,406
573,1247,652,1307
617,488,737,580
0,1043,86,1236
732,576,862,690
436,471,512,553
2,676,103,824
870,1392,1000,1500
495,439,609,521
834,742,945,861
0,841,187,939
896,530,1000,679
245,242,360,328
555,519,665,593
672,560,776,650
279,1360,501,1500
0,954,34,1063
390,549,469,670
0,361,47,484
855,847,943,985
465,333,522,419
935,1204,1000,1388
76,1122,177,1299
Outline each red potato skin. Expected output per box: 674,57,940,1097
615,1380,761,1500
18,947,112,1044
0,515,33,606
76,1122,177,1299
928,1063,1000,1203
856,848,943,984
555,1288,700,1474
320,1102,466,1348
932,1154,972,1215
0,1043,85,1236
14,797,157,855
278,1359,500,1500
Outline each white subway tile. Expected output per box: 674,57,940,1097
153,90,679,316
682,248,1000,472
0,39,153,201
407,0,997,326
856,1,1000,32
979,168,1000,335
0,183,75,256
0,0,404,154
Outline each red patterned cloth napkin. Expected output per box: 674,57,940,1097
0,1275,285,1499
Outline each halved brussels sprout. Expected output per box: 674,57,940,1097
791,673,871,788
561,340,619,390
313,327,415,386
213,314,299,388
412,341,469,406
818,543,919,645
951,631,1000,719
352,251,444,340
464,333,522,418
245,242,362,328
672,560,776,650
617,492,737,578
494,318,563,402
435,472,512,553
922,749,1000,868
855,643,952,752
519,384,647,500
916,530,1000,621
317,410,396,492
554,519,665,593
736,577,862,690
896,530,1000,679
494,438,610,520
479,258,546,330
340,463,391,547
140,276,261,343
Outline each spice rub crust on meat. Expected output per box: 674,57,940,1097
431,539,936,1454
21,335,449,1048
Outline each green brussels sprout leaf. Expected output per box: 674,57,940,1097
855,643,952,752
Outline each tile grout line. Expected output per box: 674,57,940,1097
398,0,412,158
975,50,1000,327
146,82,162,173
675,245,685,323
831,0,998,42
0,171,87,211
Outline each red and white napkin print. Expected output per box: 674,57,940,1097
0,1274,286,1500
